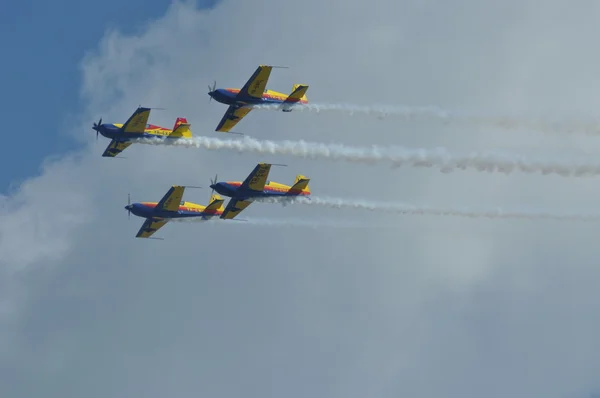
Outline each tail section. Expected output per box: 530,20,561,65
204,193,225,213
287,84,309,102
289,174,310,195
172,117,187,131
169,117,192,138
281,84,309,111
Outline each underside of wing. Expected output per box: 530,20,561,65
102,139,132,157
122,107,151,133
136,217,169,238
155,186,185,212
238,65,273,99
215,105,252,132
240,163,271,192
221,198,253,220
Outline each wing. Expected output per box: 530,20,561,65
155,185,185,212
136,217,169,238
240,163,272,192
102,139,132,157
122,107,151,133
238,65,273,100
215,105,252,132
220,198,253,220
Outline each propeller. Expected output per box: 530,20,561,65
92,118,102,141
127,193,131,219
210,173,218,195
208,81,216,103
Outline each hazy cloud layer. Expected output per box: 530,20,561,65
2,1,600,397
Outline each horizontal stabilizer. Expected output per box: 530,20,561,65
284,84,308,103
281,84,309,112
205,193,225,213
289,174,310,194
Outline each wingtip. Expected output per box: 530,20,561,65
261,64,289,69
137,106,164,111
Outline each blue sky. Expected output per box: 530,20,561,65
0,0,218,190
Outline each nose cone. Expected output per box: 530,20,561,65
208,89,228,102
210,182,228,195
125,204,133,211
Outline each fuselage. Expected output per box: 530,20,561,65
125,201,222,219
208,88,308,107
209,181,311,199
95,123,179,140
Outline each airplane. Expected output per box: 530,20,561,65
124,186,225,239
209,162,311,220
207,64,309,133
92,107,193,157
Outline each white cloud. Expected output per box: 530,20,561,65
2,0,600,397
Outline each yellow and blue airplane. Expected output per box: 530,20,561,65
207,65,309,133
209,162,311,219
125,186,225,239
92,107,192,157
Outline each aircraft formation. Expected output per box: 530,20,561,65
93,64,600,237
93,65,312,239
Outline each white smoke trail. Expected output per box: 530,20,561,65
253,103,452,119
135,136,600,177
169,216,374,228
256,196,600,222
253,103,600,135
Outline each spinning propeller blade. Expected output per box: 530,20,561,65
92,118,102,141
208,81,216,102
210,173,218,194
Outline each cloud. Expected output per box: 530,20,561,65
2,0,600,397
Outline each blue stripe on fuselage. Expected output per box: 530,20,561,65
99,124,183,141
128,203,215,219
209,89,284,106
211,182,303,199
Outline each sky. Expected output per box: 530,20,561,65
0,0,217,187
2,0,600,397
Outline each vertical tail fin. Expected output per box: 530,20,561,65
170,117,192,138
289,174,310,194
204,193,225,213
173,117,187,131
